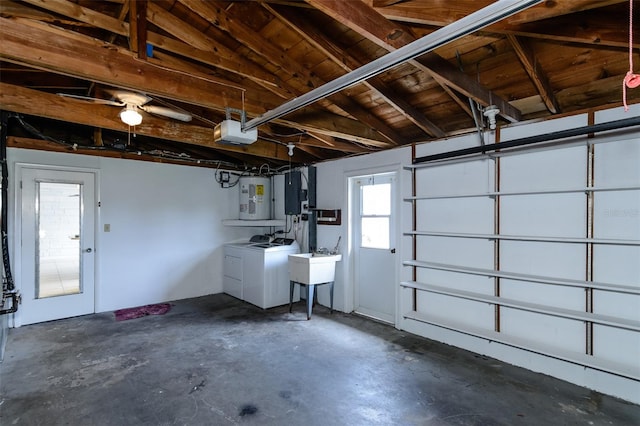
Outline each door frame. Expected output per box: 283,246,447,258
13,163,100,327
345,164,402,327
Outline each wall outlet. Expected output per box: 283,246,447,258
104,224,111,232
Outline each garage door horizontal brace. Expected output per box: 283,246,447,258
414,116,640,164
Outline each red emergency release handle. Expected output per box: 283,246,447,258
625,72,640,89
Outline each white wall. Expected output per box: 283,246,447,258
315,104,640,403
8,149,275,316
314,147,409,313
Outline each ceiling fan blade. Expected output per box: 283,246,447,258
140,105,193,122
108,90,152,106
56,93,124,107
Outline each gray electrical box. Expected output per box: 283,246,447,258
284,171,302,215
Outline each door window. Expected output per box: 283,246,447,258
36,182,82,298
360,181,391,249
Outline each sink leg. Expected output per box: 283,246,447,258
329,281,334,314
306,285,315,320
289,281,295,313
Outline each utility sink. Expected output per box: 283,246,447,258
288,253,342,285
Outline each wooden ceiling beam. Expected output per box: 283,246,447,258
130,0,147,59
0,17,248,110
177,0,403,145
371,0,409,6
0,0,58,20
0,17,390,146
264,3,445,138
297,134,369,153
278,109,392,148
20,0,129,33
13,0,393,149
506,0,626,24
146,2,215,52
305,0,522,123
507,34,560,114
0,83,290,161
376,2,634,49
16,0,282,89
7,136,262,168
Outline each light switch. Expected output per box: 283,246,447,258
104,224,111,232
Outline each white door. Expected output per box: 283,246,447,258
353,173,396,323
18,166,96,325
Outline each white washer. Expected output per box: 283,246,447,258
223,240,300,309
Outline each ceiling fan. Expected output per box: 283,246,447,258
57,90,193,126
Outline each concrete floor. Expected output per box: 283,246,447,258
1,294,638,426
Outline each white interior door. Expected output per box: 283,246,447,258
353,173,396,323
18,166,96,325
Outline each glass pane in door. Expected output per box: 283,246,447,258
361,183,390,215
361,217,390,249
360,182,391,249
36,182,82,298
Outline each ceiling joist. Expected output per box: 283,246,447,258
0,0,635,166
305,0,523,123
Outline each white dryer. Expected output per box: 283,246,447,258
223,239,300,309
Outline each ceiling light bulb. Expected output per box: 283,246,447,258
287,143,295,156
483,105,500,130
120,104,142,126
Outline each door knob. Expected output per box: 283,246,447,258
85,248,93,253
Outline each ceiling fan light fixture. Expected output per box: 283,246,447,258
120,104,142,126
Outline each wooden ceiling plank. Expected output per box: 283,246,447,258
305,0,522,123
178,0,404,144
264,3,444,138
366,79,444,138
133,0,148,59
507,0,626,24
507,34,560,114
0,17,249,110
0,82,290,161
372,0,409,7
0,0,58,20
554,73,640,110
178,0,333,102
146,33,283,91
146,2,215,52
128,0,139,52
278,109,390,148
8,136,265,168
17,0,283,89
303,133,369,153
21,0,129,35
1,18,390,146
377,2,634,49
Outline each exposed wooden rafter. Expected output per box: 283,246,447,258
177,0,404,145
0,82,290,161
0,16,392,147
18,0,283,89
374,1,634,49
263,3,445,139
0,0,635,166
507,34,560,114
305,0,523,123
129,0,147,59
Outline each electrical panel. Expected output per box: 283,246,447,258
284,171,302,215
